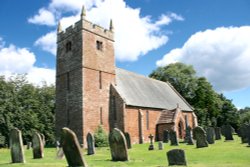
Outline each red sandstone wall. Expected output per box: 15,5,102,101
124,106,162,144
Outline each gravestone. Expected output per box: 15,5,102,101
206,127,215,144
9,128,25,163
56,147,65,159
32,132,44,159
221,125,226,136
148,134,154,150
169,130,178,146
87,132,95,155
193,126,208,148
61,127,87,166
224,125,234,141
40,133,45,146
125,132,132,149
26,142,32,150
214,127,222,140
167,149,187,166
163,130,169,143
239,124,248,143
185,126,194,145
246,124,250,146
158,141,164,150
109,128,129,161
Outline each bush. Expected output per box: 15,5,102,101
94,125,109,147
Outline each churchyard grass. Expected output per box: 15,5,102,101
0,135,250,167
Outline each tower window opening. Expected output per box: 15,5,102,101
66,42,72,52
96,41,103,51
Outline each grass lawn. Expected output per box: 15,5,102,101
0,135,249,167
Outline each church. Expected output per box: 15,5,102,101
55,7,198,146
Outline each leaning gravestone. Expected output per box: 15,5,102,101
185,126,194,145
158,141,164,150
125,132,132,149
214,127,222,140
224,125,234,141
32,132,44,159
193,126,208,148
87,132,95,155
61,127,87,166
9,128,25,163
206,127,215,144
163,130,169,143
109,128,129,161
169,130,178,146
167,149,187,166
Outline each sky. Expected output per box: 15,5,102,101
0,0,250,109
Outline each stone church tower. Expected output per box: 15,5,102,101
55,6,115,145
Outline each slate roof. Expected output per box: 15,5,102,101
114,68,193,111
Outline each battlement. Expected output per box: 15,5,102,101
57,19,114,43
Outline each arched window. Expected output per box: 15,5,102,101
66,41,72,52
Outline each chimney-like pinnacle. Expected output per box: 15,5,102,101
109,19,114,32
57,21,62,33
81,5,86,19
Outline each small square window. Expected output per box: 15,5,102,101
96,41,103,51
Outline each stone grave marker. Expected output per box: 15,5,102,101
32,132,44,159
125,132,132,149
169,130,178,146
9,128,25,163
167,149,187,166
163,130,169,143
26,142,32,150
109,128,129,161
185,126,194,145
214,127,222,140
148,134,154,150
193,126,208,148
87,132,95,155
61,127,87,166
158,141,164,150
224,125,234,141
206,127,215,144
246,124,250,146
239,124,248,143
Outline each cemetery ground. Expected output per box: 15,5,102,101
0,135,250,167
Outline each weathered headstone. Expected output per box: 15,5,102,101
185,126,194,145
224,125,234,141
158,141,164,150
87,132,95,155
193,126,208,148
169,130,178,146
206,127,215,144
56,147,65,159
148,134,154,150
109,128,128,161
246,124,250,146
125,132,132,149
61,127,87,166
167,149,187,166
32,132,44,159
239,124,248,143
214,127,222,140
163,130,169,143
9,128,25,163
26,142,32,150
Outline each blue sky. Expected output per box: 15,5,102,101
0,0,250,108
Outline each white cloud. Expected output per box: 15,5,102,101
28,8,56,26
157,26,250,92
0,38,55,85
29,0,183,61
35,31,57,55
